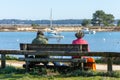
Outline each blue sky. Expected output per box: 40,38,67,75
0,0,120,20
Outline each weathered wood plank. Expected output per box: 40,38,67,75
20,43,88,51
0,50,120,57
25,58,87,63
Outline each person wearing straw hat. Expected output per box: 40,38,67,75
72,30,89,59
72,31,96,71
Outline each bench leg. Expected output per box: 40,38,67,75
25,61,30,72
81,63,84,71
1,54,6,68
107,57,113,72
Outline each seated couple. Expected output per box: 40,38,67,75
29,30,96,71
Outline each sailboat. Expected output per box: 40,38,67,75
45,9,64,39
81,28,96,34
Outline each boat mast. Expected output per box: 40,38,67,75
50,9,52,29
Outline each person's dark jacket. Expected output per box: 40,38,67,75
32,35,48,44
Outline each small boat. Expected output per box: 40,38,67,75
81,28,96,34
45,9,64,39
45,32,64,39
47,28,58,34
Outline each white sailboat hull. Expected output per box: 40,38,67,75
82,28,96,34
45,32,64,39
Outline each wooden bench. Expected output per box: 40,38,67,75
0,50,120,72
20,43,88,72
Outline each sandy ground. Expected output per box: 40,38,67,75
6,61,25,68
96,64,120,71
2,61,119,71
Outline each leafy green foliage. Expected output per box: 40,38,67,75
0,66,25,74
66,69,120,78
31,23,39,27
0,65,120,80
117,20,120,26
81,19,91,26
5,55,18,60
91,10,114,26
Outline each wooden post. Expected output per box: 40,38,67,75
1,54,6,68
26,61,29,72
79,45,84,71
107,57,112,72
80,57,84,71
21,44,29,72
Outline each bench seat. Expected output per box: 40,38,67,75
20,43,88,72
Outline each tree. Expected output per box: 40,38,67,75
81,19,91,27
31,23,39,27
91,10,105,26
91,10,114,26
117,20,120,26
103,14,114,26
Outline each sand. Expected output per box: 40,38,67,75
96,64,120,71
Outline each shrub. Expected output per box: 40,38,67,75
66,70,120,78
0,66,25,74
6,55,18,60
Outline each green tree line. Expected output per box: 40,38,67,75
0,10,120,27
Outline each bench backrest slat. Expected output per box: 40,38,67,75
20,43,88,52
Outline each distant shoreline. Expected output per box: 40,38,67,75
0,26,120,32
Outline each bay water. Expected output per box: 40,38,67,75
0,31,120,58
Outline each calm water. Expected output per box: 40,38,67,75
0,31,120,53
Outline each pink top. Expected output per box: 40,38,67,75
72,38,89,58
72,38,88,44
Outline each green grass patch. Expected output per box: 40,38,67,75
0,66,25,74
0,74,120,80
0,66,120,80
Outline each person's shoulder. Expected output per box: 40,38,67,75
32,39,37,44
72,39,77,44
72,39,76,42
82,39,88,44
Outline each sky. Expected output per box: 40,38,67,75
0,0,120,20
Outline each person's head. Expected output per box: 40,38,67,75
37,30,44,36
75,31,84,38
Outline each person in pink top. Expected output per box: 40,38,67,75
72,31,96,71
72,31,89,58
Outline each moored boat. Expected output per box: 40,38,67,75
82,28,96,34
45,9,64,39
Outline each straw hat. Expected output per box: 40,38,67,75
75,31,84,38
